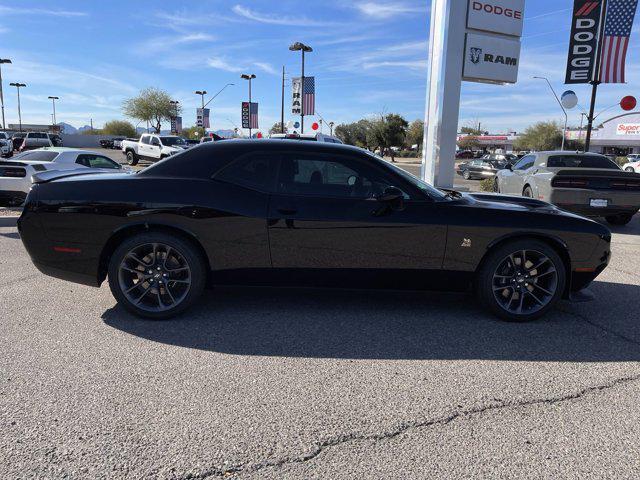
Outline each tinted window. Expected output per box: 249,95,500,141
277,153,397,199
141,136,150,145
547,155,620,170
514,155,535,170
27,133,48,139
12,151,59,162
76,154,121,169
151,137,160,146
215,153,275,191
160,137,186,146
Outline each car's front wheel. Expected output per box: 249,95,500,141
108,232,206,319
463,170,471,180
626,167,635,172
126,151,138,166
476,240,566,322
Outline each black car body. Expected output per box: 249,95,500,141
100,139,114,149
457,158,507,180
18,141,611,321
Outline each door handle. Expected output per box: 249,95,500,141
276,207,297,215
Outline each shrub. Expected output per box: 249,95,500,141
480,178,496,192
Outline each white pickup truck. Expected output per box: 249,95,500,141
121,134,189,166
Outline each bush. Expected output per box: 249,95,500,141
480,178,496,192
394,150,420,158
615,156,628,167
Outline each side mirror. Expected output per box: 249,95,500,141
376,186,405,211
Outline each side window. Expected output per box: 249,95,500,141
277,153,396,199
76,154,121,169
514,155,535,170
151,137,160,146
141,135,150,145
215,154,275,191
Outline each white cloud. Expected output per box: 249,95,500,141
362,59,427,70
355,2,423,19
232,5,339,26
0,6,88,17
135,33,216,53
254,62,279,76
207,57,244,73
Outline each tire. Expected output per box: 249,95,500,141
493,178,500,193
522,186,533,198
107,232,207,319
605,213,634,226
463,170,471,180
625,168,635,172
126,150,138,166
476,239,566,322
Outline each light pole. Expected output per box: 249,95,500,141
533,76,567,151
289,42,312,133
0,59,11,130
241,74,256,138
9,82,26,132
329,121,335,136
195,90,207,135
203,83,234,108
48,96,59,126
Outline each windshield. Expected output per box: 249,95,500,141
368,153,447,200
160,137,186,146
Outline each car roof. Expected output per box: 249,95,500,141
206,138,362,153
534,151,606,156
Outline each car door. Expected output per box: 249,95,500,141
501,154,535,194
139,135,151,158
149,137,162,159
267,150,447,279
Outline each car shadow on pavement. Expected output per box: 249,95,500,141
102,280,640,362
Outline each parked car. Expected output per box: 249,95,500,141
269,133,343,143
18,132,53,152
0,148,126,207
184,139,199,147
199,133,224,143
112,137,126,149
457,158,507,180
19,141,611,322
48,134,63,147
455,150,475,159
495,151,640,225
11,132,26,151
100,139,114,149
0,139,12,158
622,157,640,173
121,134,189,166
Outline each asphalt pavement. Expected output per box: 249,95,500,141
1,161,640,478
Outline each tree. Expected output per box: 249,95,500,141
182,126,205,139
405,119,424,150
269,122,287,134
366,114,408,162
513,121,563,151
102,120,136,138
457,135,480,151
460,119,484,135
123,87,178,134
81,128,103,135
335,120,372,149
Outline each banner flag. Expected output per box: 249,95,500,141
565,0,604,84
292,77,302,115
196,108,210,128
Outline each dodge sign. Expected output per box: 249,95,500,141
467,0,525,37
463,32,521,84
565,0,603,84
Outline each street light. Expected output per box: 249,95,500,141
329,121,335,136
204,83,234,108
0,58,11,130
533,76,567,151
9,82,26,132
48,96,59,126
289,42,313,133
241,74,256,138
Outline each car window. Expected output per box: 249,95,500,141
12,151,59,162
151,137,160,146
76,154,121,169
214,153,275,191
547,155,620,170
513,155,535,170
27,133,48,139
277,153,399,199
141,135,150,145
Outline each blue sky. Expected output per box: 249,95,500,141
1,1,639,133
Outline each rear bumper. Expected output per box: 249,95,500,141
550,188,640,217
0,190,27,206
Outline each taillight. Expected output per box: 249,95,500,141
610,179,640,190
552,178,589,188
0,167,26,178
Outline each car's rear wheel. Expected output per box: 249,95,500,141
522,186,533,198
605,213,634,226
108,232,206,319
477,240,566,322
626,167,635,172
126,151,138,166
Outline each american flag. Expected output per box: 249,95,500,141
303,77,315,115
599,0,638,83
250,102,259,129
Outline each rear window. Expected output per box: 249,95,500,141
547,155,620,170
12,151,59,162
27,133,49,139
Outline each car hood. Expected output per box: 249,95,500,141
465,192,578,216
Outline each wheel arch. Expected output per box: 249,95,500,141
477,232,572,297
98,222,212,284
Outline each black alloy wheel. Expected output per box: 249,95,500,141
108,233,206,319
477,240,566,322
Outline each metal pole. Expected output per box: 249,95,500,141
52,98,57,125
16,86,22,132
248,77,252,139
585,0,607,152
281,66,285,134
301,49,305,134
0,65,5,130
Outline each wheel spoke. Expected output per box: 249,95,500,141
533,284,553,296
164,285,176,305
134,284,153,304
127,253,149,268
121,266,145,276
537,268,556,278
163,247,172,269
516,293,525,314
527,290,544,305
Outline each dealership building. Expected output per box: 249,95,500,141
566,112,640,155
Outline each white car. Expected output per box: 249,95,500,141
622,155,640,173
0,147,127,207
0,139,12,158
121,134,189,166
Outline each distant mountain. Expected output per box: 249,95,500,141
77,125,94,132
214,129,236,139
57,122,77,134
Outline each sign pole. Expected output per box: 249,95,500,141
248,77,252,139
585,0,607,152
421,0,468,189
301,49,305,134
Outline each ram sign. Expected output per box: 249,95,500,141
467,0,525,37
463,32,521,84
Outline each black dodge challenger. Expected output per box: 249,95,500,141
18,141,612,321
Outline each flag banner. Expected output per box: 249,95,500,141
241,102,259,129
303,76,315,116
196,108,210,129
599,0,638,83
292,77,302,115
565,0,604,84
170,116,183,134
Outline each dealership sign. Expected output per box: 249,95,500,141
565,0,603,84
467,0,525,37
616,123,640,135
463,32,521,83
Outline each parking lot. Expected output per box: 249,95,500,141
1,189,639,477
